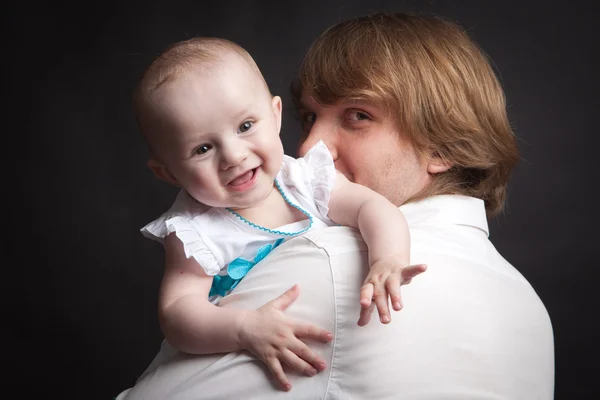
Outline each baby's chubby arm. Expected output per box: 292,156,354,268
159,233,333,391
327,172,427,326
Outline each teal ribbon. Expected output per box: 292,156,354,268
209,238,284,298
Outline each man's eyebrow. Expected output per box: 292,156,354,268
295,100,309,110
297,96,319,110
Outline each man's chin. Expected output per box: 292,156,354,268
338,170,354,183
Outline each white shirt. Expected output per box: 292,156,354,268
117,194,554,399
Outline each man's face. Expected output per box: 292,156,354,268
297,92,432,206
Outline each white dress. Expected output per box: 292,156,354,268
140,141,337,303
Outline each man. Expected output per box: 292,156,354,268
117,12,554,399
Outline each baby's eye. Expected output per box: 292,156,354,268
239,121,253,133
195,144,212,155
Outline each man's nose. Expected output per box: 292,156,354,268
297,124,338,160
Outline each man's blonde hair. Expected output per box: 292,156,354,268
292,13,519,217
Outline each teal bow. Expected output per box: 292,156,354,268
209,238,284,298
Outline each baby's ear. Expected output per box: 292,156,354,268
426,153,452,174
272,96,282,133
147,158,180,186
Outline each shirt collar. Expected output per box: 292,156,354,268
399,195,489,237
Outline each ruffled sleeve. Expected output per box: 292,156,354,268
140,191,223,276
281,140,337,219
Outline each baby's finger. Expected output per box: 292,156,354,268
290,339,328,371
401,264,427,284
294,322,333,343
280,348,319,377
269,284,301,312
385,276,403,311
288,343,327,373
357,301,375,326
266,357,292,391
360,282,374,307
373,287,391,324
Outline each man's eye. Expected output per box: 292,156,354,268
239,121,253,133
303,113,316,124
348,111,370,121
195,144,212,154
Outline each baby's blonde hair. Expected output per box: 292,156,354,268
133,37,269,151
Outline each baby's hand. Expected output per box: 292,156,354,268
357,260,427,326
238,284,333,391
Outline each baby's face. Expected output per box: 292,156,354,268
147,57,284,210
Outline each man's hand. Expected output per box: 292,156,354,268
238,284,333,391
357,261,427,326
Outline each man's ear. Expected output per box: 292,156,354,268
147,158,180,186
427,153,452,174
272,96,282,134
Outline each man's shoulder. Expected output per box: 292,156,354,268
411,222,523,277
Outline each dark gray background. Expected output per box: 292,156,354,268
8,1,597,399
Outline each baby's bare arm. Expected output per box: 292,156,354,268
327,172,426,325
159,233,333,391
159,233,248,354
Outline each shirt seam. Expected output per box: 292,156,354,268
301,235,338,400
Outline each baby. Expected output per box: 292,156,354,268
133,37,426,391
